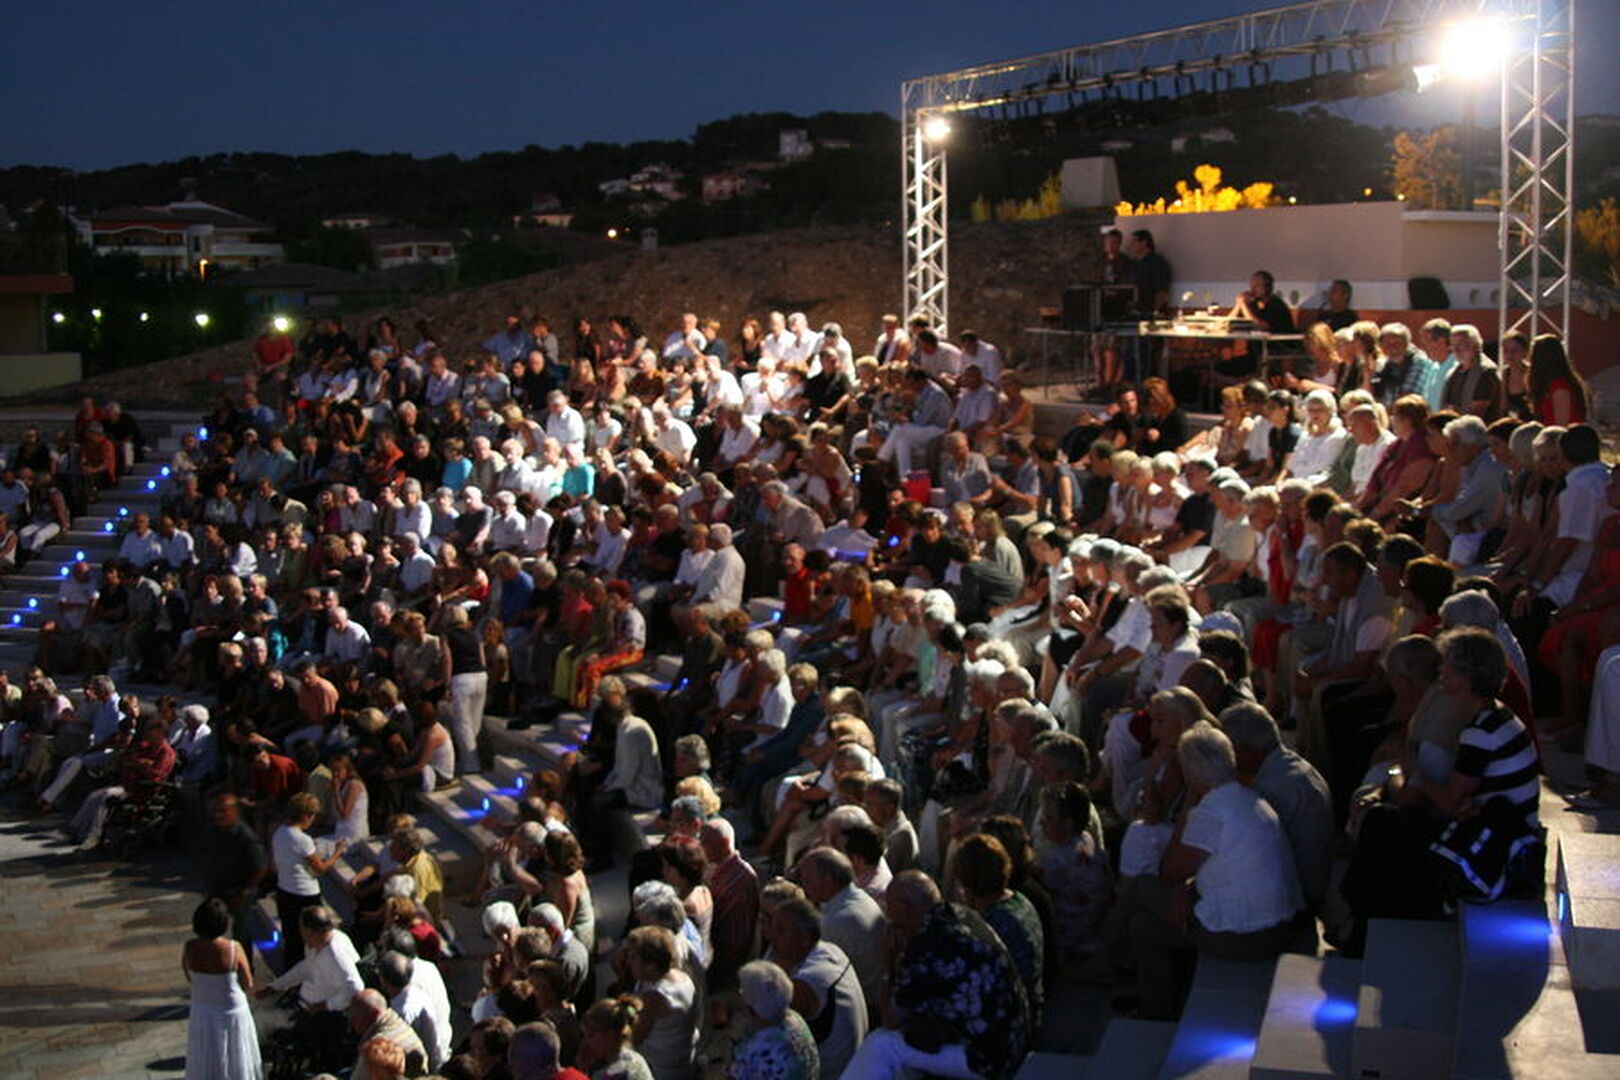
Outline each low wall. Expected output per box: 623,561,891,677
0,353,83,397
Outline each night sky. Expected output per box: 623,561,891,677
3,0,1615,170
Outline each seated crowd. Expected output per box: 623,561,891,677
4,301,1614,1080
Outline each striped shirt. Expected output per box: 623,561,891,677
1454,705,1540,824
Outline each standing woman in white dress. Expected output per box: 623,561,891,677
183,897,263,1080
328,749,370,841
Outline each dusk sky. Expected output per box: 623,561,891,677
3,0,1615,170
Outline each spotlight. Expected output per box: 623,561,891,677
922,114,953,143
1440,18,1509,81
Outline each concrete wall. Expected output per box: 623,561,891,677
0,353,83,396
1114,202,1500,311
0,294,47,354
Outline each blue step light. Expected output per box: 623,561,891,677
59,566,69,577
160,466,171,477
198,426,209,440
10,614,20,625
27,598,38,609
118,506,129,517
75,551,85,562
103,522,114,533
146,480,157,490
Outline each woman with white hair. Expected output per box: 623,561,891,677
1126,722,1304,1018
1439,589,1533,718
730,960,819,1080
1283,389,1349,487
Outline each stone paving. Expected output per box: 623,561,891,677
0,810,196,1080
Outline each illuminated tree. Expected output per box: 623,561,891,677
1391,127,1463,210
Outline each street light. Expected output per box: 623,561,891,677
51,311,66,324
90,308,103,321
922,114,952,143
138,311,150,323
272,315,292,334
194,312,212,329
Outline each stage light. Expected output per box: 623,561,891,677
272,315,292,334
193,312,211,329
922,114,953,143
1440,18,1508,81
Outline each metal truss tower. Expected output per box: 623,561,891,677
901,0,1575,345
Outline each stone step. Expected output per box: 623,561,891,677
1555,832,1620,991
747,597,784,625
1352,918,1460,1080
1156,956,1274,1080
1251,953,1360,1080
651,652,682,682
481,713,592,771
1087,1016,1176,1079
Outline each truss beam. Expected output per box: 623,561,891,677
901,0,1574,350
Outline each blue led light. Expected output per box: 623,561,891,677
118,506,129,517
10,614,19,625
481,797,491,812
59,566,69,576
103,522,114,533
1558,891,1568,923
75,550,85,561
160,466,171,477
1315,998,1358,1025
771,609,782,622
27,598,37,609
146,480,157,490
198,427,209,440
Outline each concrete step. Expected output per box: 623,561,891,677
481,713,592,771
1015,1051,1093,1079
1251,953,1360,1080
1156,956,1274,1080
747,597,784,625
651,652,682,682
1352,918,1460,1080
1087,1017,1176,1079
1555,832,1620,991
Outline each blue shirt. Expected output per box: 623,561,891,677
562,462,596,498
441,457,472,492
498,571,535,624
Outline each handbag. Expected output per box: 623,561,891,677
1428,796,1542,902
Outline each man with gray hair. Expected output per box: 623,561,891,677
1125,722,1303,1019
759,895,868,1078
797,846,887,1012
1219,702,1333,907
1375,322,1439,407
1426,414,1507,563
375,950,451,1072
527,901,590,1000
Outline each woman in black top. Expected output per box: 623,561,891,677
1135,377,1188,457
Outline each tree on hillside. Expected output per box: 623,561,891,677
286,226,373,271
1391,126,1463,209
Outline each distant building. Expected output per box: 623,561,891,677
231,262,369,314
366,226,464,270
779,129,814,162
516,194,574,228
701,170,772,202
77,198,283,277
321,211,392,230
599,164,686,202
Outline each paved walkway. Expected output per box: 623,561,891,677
0,810,194,1080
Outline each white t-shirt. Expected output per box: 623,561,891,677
272,823,321,897
1547,461,1612,606
1180,781,1303,934
794,940,869,1079
1350,431,1397,496
1105,597,1152,655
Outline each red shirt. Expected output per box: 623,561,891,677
251,753,304,803
782,567,815,619
255,333,294,374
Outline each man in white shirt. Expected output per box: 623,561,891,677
486,490,528,552
912,329,964,387
959,330,1003,386
543,391,585,452
376,951,451,1072
1529,426,1610,610
778,312,820,370
262,903,363,1015
714,407,760,470
1345,405,1396,499
325,606,371,667
652,404,697,466
118,513,164,567
662,311,703,362
691,523,746,611
872,314,910,367
387,480,434,542
156,515,196,569
57,560,98,632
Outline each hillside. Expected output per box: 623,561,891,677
38,218,1101,408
